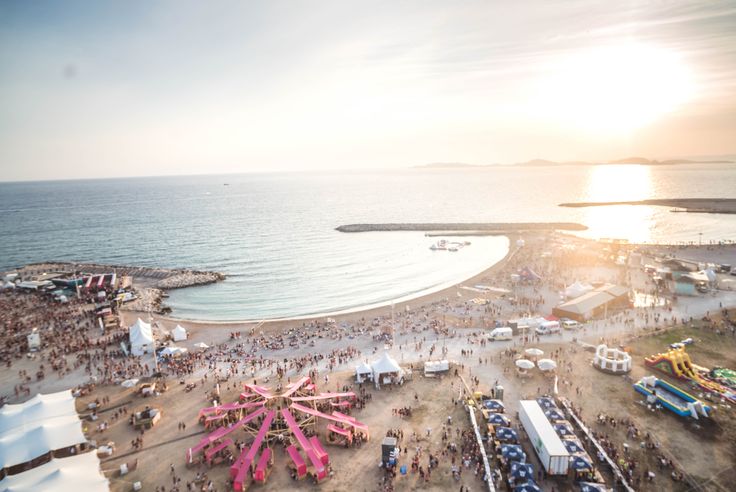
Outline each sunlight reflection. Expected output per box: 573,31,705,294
583,165,654,243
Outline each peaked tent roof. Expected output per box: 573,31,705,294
355,361,372,374
172,325,188,341
564,281,593,299
0,414,85,469
371,352,403,375
0,390,77,435
555,291,614,315
0,452,108,492
129,318,153,345
593,283,629,298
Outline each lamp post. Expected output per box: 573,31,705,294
149,312,159,374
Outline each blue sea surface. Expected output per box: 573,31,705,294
1,165,734,320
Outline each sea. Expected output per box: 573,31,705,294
1,163,735,320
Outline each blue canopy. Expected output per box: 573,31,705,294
553,422,575,436
536,397,558,409
544,408,565,421
514,480,542,492
500,444,526,462
563,439,585,454
570,454,594,471
483,399,505,411
579,482,607,492
510,461,534,480
496,426,518,443
488,413,510,426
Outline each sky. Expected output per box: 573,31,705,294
1,0,735,181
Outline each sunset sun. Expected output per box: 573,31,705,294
535,43,695,134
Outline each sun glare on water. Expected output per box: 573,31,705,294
583,165,654,243
533,43,695,134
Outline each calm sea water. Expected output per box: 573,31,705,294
1,164,734,320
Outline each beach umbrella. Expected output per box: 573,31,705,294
510,461,534,480
488,413,510,426
482,399,505,411
121,378,139,388
536,397,557,410
563,439,585,454
500,444,526,462
194,342,209,349
544,408,565,421
495,426,518,443
570,455,594,471
537,359,557,371
514,481,542,492
525,348,544,357
515,359,535,370
554,422,575,437
579,482,607,492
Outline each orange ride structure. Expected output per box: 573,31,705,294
186,376,369,490
644,347,736,405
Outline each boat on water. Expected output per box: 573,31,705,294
429,239,468,251
430,239,448,250
633,375,711,419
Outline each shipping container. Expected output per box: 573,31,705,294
518,400,569,475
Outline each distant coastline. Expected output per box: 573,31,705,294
417,157,734,169
559,198,736,215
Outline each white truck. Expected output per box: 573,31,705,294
488,327,513,341
518,400,570,475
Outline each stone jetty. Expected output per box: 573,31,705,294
15,262,225,290
336,222,587,233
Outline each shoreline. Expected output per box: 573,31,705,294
122,234,522,329
121,235,736,331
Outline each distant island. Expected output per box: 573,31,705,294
417,157,733,169
559,198,736,215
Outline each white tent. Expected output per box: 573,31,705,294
537,359,558,371
129,318,154,356
160,346,188,357
371,352,404,388
0,414,86,469
0,390,77,436
172,325,188,342
355,362,373,383
0,452,108,492
564,281,594,299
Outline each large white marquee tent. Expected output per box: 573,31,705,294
0,452,108,492
0,390,77,435
0,390,87,471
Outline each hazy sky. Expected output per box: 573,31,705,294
1,1,735,181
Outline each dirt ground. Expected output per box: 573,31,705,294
90,370,493,492
524,320,736,491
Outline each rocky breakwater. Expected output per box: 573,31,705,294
14,262,225,314
336,222,587,233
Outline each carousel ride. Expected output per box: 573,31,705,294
186,376,369,490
